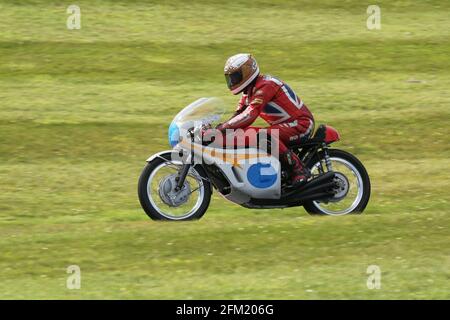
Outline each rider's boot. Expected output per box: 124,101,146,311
282,150,311,187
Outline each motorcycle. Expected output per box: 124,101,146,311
138,97,370,220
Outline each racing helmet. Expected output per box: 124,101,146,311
224,53,260,95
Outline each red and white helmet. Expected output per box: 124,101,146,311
224,53,260,95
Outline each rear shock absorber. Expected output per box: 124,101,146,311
322,143,333,171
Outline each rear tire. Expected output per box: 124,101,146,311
303,149,370,215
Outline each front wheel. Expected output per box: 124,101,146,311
303,149,371,215
138,152,212,221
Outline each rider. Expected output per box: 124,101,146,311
216,53,314,186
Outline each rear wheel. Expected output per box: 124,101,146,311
303,149,370,215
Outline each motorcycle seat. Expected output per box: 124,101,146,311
289,124,326,146
308,124,327,142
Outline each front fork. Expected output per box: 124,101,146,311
175,127,199,191
175,150,193,191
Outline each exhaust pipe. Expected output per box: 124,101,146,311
283,172,336,204
299,181,335,197
247,173,337,207
284,172,335,197
297,171,335,193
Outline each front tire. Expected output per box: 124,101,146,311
138,152,212,221
303,149,371,215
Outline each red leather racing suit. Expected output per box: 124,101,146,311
217,74,314,154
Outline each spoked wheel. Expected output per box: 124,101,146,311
138,152,211,221
304,149,370,215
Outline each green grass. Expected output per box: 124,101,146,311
0,0,449,299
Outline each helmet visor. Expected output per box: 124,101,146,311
225,70,243,90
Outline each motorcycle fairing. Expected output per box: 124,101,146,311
179,141,281,203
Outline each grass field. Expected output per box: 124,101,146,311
0,0,449,299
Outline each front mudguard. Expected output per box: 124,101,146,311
146,150,177,162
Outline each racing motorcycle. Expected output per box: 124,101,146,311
138,98,370,220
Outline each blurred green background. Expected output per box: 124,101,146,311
0,0,449,299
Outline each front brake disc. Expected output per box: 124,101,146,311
158,174,191,207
